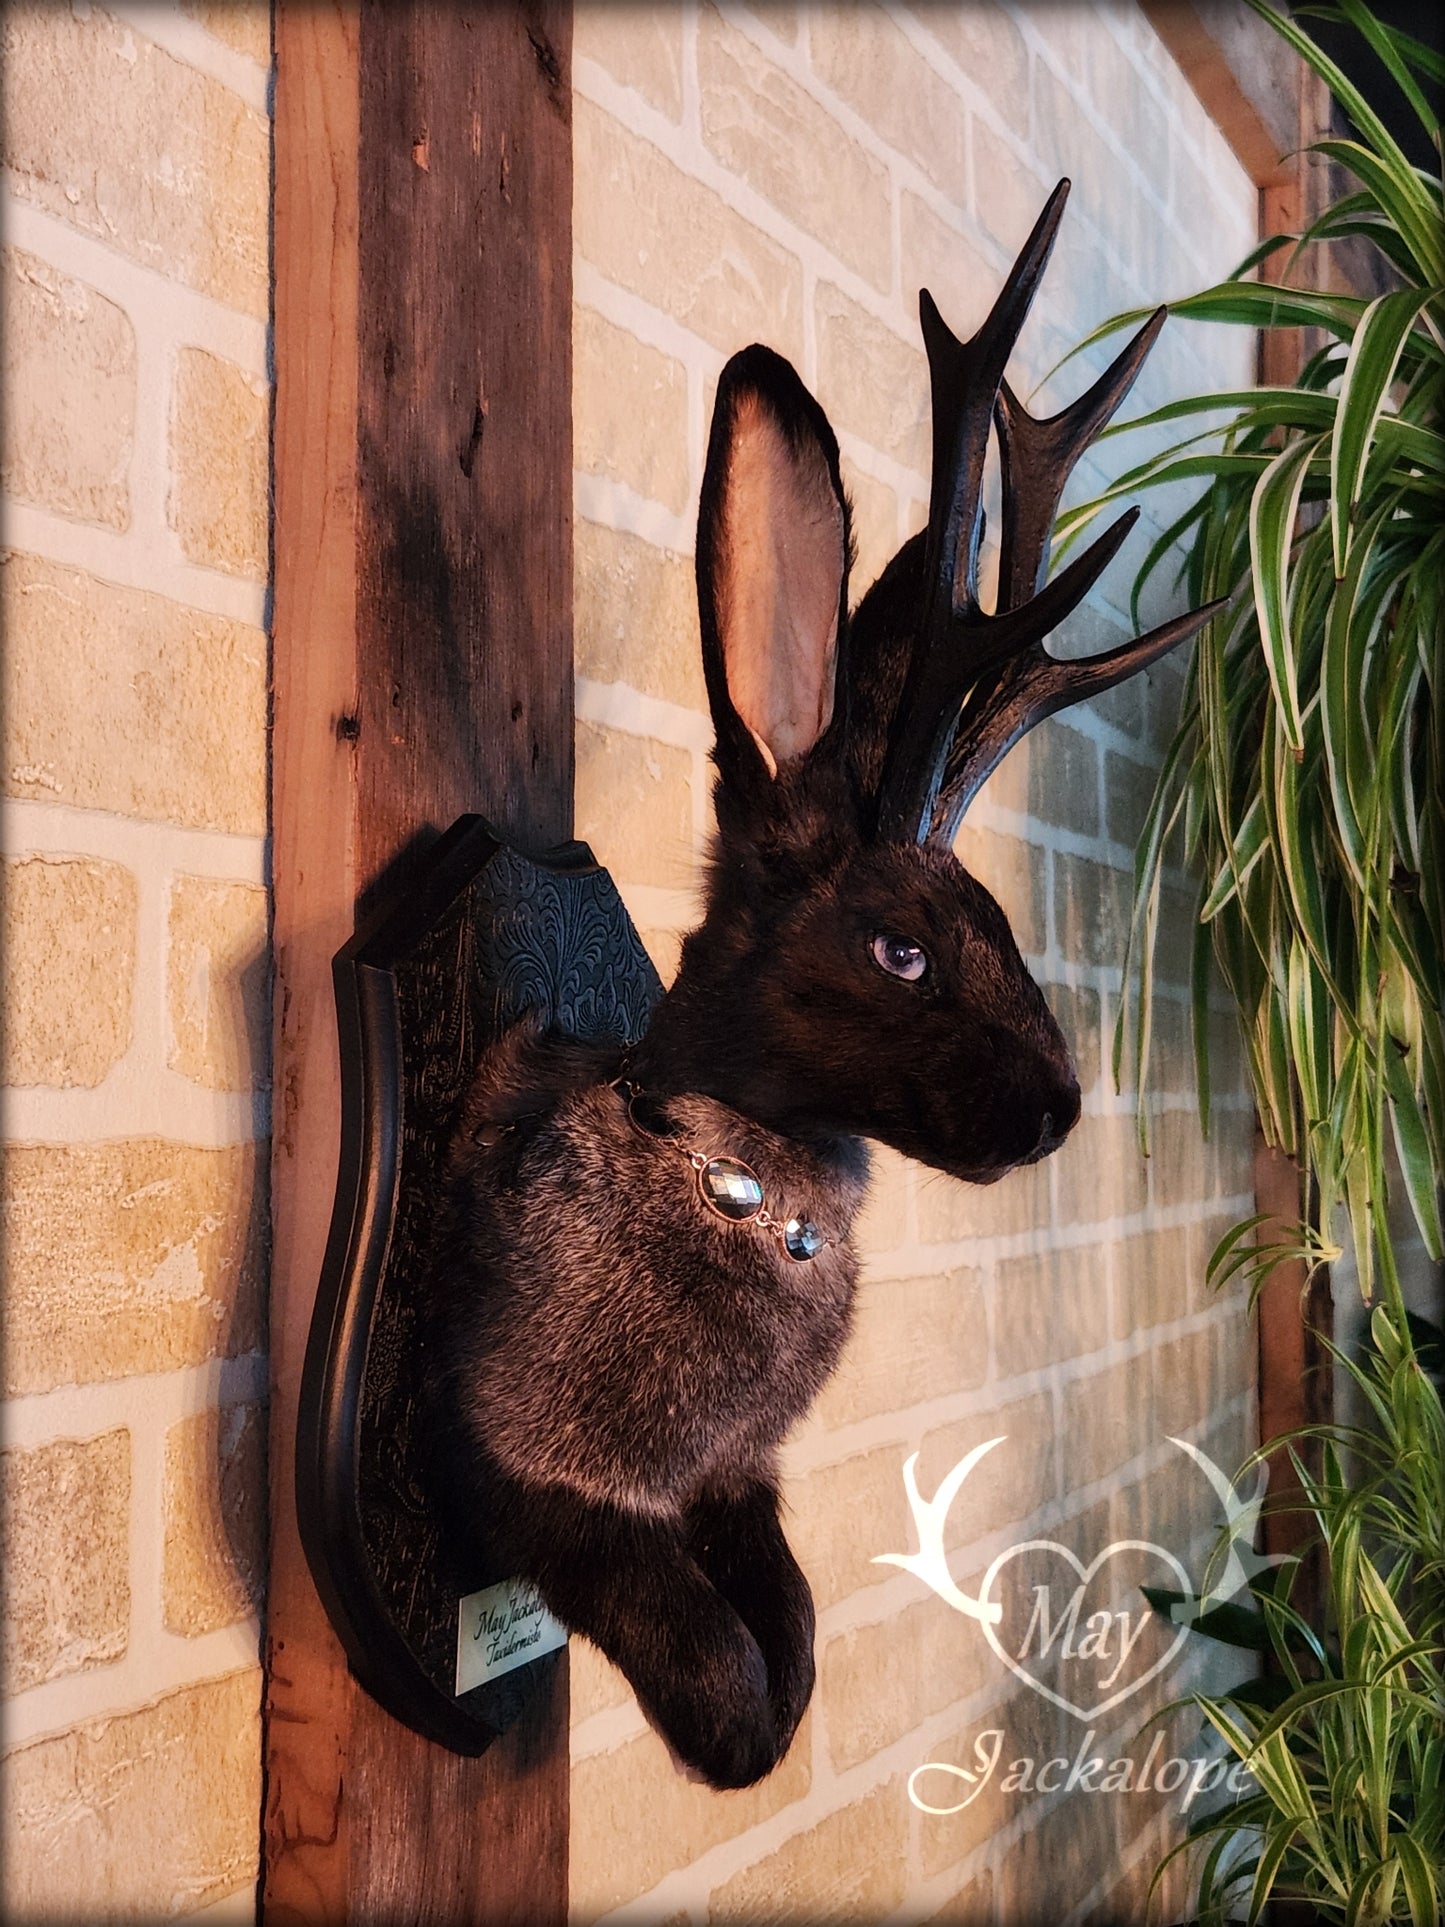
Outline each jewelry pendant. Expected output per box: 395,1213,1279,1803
782,1217,824,1261
696,1156,765,1222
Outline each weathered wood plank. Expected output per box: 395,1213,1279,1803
269,4,572,1917
354,0,574,894
268,9,362,1917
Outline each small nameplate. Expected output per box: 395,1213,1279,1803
455,1578,568,1696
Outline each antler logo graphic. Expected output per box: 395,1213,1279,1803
875,1434,1290,1718
873,1441,1007,1625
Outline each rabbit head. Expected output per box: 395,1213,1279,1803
631,181,1215,1186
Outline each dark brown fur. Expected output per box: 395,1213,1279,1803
427,343,1082,1789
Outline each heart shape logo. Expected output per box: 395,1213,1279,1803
979,1538,1191,1723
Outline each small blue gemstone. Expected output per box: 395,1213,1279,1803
699,1157,764,1221
783,1218,824,1261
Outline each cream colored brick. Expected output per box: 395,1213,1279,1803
1053,850,1132,968
816,283,929,477
900,193,995,335
1111,1224,1191,1340
1104,746,1160,848
916,1391,1058,1538
575,521,706,711
1060,1354,1154,1487
699,8,891,293
851,1138,911,1259
1136,989,1195,1098
914,1154,1050,1244
821,1595,990,1772
968,724,1030,820
167,876,270,1092
708,1776,908,1923
742,4,800,45
569,1714,810,1918
576,97,804,363
785,1443,912,1609
813,1263,986,1432
2,9,269,317
170,349,269,580
2,1139,268,1396
909,1,1029,132
1147,1107,1254,1211
2,1669,262,1918
971,117,1053,267
840,457,898,600
2,856,136,1089
1154,1322,1232,1435
810,5,967,197
163,1401,265,1637
917,1686,1067,1879
995,1241,1110,1376
2,247,134,530
181,1,271,67
922,1864,995,1924
2,552,268,834
575,720,695,890
1027,720,1100,836
575,309,689,515
1044,980,1101,1094
1052,1113,1148,1225
992,1768,1118,1919
568,1635,633,1725
0,19,252,313
1,1429,129,1696
1032,62,1128,255
576,4,684,120
953,824,1046,957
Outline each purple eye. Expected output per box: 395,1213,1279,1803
871,934,927,982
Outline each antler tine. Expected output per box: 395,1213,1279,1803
929,597,1226,850
995,305,1166,611
876,493,1145,845
918,179,1072,633
876,182,1071,846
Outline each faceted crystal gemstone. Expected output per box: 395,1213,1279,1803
698,1156,764,1221
783,1217,824,1261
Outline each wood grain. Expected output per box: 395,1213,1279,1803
269,5,572,1917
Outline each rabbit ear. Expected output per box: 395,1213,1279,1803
697,347,850,786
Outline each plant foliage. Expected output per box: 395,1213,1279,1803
1057,0,1445,1314
1057,4,1444,1918
1151,1310,1444,1927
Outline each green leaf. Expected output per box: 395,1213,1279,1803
1313,138,1445,289
1249,436,1317,756
1383,1037,1445,1263
1395,1832,1440,1927
1331,288,1435,575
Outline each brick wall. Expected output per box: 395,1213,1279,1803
1,5,1267,1921
1,6,272,1920
569,6,1260,1922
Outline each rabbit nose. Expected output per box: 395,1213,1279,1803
1031,1078,1081,1158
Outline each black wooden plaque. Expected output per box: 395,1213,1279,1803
297,815,662,1753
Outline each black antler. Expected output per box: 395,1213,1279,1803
875,181,1222,850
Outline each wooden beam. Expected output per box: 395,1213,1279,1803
1140,0,1302,186
268,5,572,1918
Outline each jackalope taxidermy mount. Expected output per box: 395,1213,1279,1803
427,181,1215,1788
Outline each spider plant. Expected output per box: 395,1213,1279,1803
1056,3,1444,1917
1147,1307,1444,1927
1056,0,1445,1316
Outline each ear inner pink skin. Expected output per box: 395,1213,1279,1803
718,395,842,773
